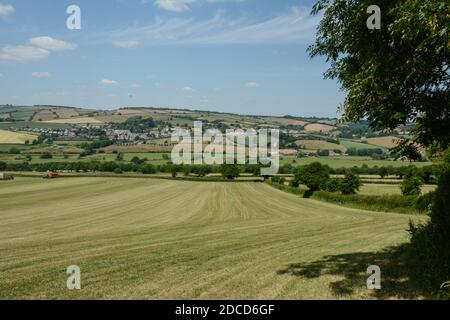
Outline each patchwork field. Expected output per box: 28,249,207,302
44,117,104,124
0,129,37,144
265,117,309,127
367,136,400,149
0,177,426,299
340,140,384,150
358,183,436,196
295,140,346,152
281,156,431,168
304,123,335,133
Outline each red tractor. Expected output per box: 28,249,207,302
43,171,59,179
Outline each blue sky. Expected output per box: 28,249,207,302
0,0,344,117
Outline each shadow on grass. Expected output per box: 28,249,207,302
277,245,425,299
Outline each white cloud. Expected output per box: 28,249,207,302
109,7,320,45
32,72,50,78
100,79,119,86
155,0,195,12
244,82,259,88
130,83,141,88
0,4,14,18
112,40,139,48
154,0,245,12
29,36,77,51
0,45,50,62
0,36,77,63
181,86,194,92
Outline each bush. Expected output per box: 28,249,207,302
379,166,389,178
407,221,450,299
116,153,124,161
293,162,330,192
317,149,330,156
326,178,341,192
220,164,240,180
339,172,361,195
419,165,435,183
40,152,53,159
9,148,21,154
290,179,299,188
313,192,421,214
407,152,450,298
140,164,156,174
114,168,123,174
415,191,435,212
131,156,143,165
79,149,94,157
192,165,212,177
401,175,424,196
268,180,306,196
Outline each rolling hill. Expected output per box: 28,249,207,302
0,177,426,299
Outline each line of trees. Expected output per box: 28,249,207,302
0,159,438,183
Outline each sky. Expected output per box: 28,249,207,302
0,0,344,117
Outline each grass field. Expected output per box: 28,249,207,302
359,183,436,196
0,177,427,299
340,140,385,151
295,140,346,152
0,129,37,144
367,136,400,149
44,117,104,124
304,123,335,133
33,109,57,121
0,121,71,129
282,156,431,168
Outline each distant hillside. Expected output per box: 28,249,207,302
0,105,410,143
0,105,339,131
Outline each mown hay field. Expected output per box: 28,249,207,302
340,140,384,151
0,177,426,299
44,117,104,124
367,136,401,149
304,123,335,133
280,155,431,168
295,139,346,152
0,129,37,144
358,183,436,196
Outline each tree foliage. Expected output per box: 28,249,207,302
339,172,362,195
220,164,240,180
401,175,424,196
294,162,330,191
309,0,449,295
309,0,449,154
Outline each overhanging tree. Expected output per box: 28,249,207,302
309,0,449,157
309,0,449,294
